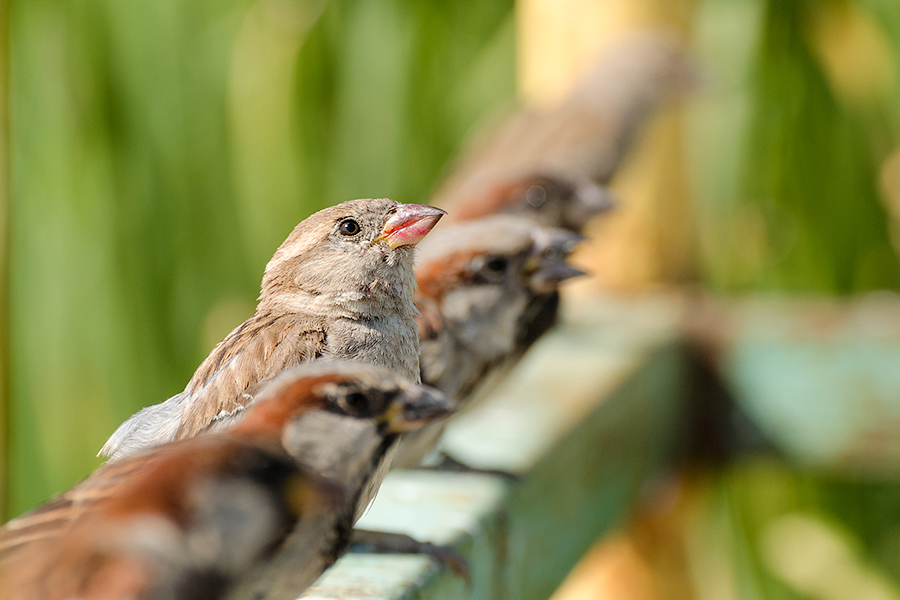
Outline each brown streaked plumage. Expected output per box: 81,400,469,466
0,433,337,600
0,360,456,600
392,215,584,468
100,199,445,462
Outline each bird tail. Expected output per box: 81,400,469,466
98,393,188,461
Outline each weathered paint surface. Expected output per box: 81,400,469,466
700,297,900,472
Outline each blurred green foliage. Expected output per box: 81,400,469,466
687,3,900,596
698,460,900,600
7,0,515,515
690,0,900,293
0,0,9,524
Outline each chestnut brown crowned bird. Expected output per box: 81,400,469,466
0,360,455,600
434,33,692,233
392,215,584,468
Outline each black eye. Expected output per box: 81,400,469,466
339,219,361,236
343,391,367,411
485,256,508,272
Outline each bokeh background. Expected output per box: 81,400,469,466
3,0,900,598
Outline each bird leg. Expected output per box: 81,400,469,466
416,453,520,482
349,529,470,581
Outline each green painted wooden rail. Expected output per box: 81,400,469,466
694,296,900,474
301,297,690,600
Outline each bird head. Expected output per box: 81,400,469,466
414,215,585,394
499,174,615,233
259,199,446,314
452,173,614,234
416,215,585,325
233,360,455,484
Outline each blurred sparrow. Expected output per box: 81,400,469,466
392,215,584,468
100,199,445,462
448,172,614,233
0,360,455,600
434,33,692,232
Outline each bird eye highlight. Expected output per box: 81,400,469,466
339,219,361,236
525,185,547,207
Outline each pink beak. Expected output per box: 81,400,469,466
377,204,447,248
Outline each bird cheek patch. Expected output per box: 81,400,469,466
379,402,406,431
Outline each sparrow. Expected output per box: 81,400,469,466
434,33,692,233
391,215,584,468
0,360,455,600
100,199,445,463
447,172,615,234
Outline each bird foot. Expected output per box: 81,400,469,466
418,453,519,481
350,529,470,582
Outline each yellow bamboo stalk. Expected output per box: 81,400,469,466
518,0,699,597
518,0,697,292
518,0,695,106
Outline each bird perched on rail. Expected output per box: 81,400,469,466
391,37,693,469
100,199,445,463
447,172,614,234
0,361,455,600
392,215,584,468
434,33,692,233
